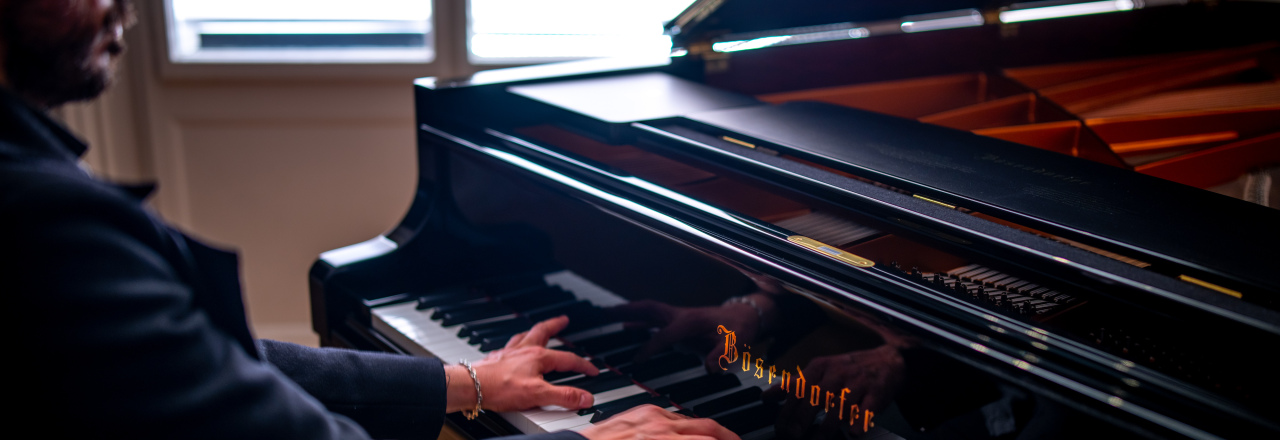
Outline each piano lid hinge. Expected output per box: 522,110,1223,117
722,136,779,155
788,236,875,268
913,194,958,209
1178,275,1243,299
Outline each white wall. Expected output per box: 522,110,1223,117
62,2,458,346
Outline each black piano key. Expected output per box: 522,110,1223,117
458,317,532,338
526,300,595,323
474,272,550,294
658,374,742,404
492,284,555,299
712,402,780,434
430,298,495,319
545,356,610,383
550,344,588,356
622,352,702,382
545,370,582,382
602,346,645,367
499,288,577,312
579,391,655,416
467,321,534,340
440,305,516,327
587,394,674,422
562,313,615,334
574,328,652,355
479,334,516,352
693,387,762,417
563,372,636,394
416,288,485,310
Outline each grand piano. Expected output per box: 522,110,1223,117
310,0,1280,438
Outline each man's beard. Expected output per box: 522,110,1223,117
3,19,116,108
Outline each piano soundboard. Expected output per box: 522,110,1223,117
371,270,900,439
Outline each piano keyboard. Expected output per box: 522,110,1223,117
372,270,903,439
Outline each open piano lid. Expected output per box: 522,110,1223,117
665,0,988,48
506,0,1280,306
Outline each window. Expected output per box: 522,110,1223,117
166,0,434,63
468,0,694,64
165,0,694,67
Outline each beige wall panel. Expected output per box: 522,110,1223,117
174,120,417,344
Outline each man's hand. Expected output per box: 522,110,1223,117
445,316,599,413
578,405,741,440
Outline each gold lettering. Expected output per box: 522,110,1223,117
850,405,860,426
839,388,849,420
755,358,765,379
781,370,791,392
864,410,875,432
810,385,821,406
795,366,806,399
825,390,835,412
769,365,776,385
716,325,738,371
743,351,751,372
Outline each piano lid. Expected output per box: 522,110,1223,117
665,0,1205,52
666,0,986,45
683,101,1280,299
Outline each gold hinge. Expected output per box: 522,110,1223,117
1179,275,1243,299
913,194,957,209
788,236,874,268
722,136,756,149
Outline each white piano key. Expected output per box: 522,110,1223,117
521,384,648,423
533,386,648,432
566,406,680,433
539,412,595,432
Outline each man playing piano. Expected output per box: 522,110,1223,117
0,1,738,439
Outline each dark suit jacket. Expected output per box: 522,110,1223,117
0,87,581,440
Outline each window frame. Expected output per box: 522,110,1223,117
154,0,680,81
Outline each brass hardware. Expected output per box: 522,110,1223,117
1179,275,1243,299
722,136,756,149
913,194,957,209
788,236,875,268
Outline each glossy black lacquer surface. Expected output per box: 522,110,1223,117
684,101,1280,299
311,1,1280,440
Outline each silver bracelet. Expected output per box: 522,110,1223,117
723,295,764,324
459,359,483,420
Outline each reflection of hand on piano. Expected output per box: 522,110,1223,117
606,296,771,370
764,345,906,439
446,316,601,413
579,404,742,440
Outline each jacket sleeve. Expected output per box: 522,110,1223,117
3,174,374,440
257,339,449,439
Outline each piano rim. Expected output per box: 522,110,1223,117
337,122,1280,438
